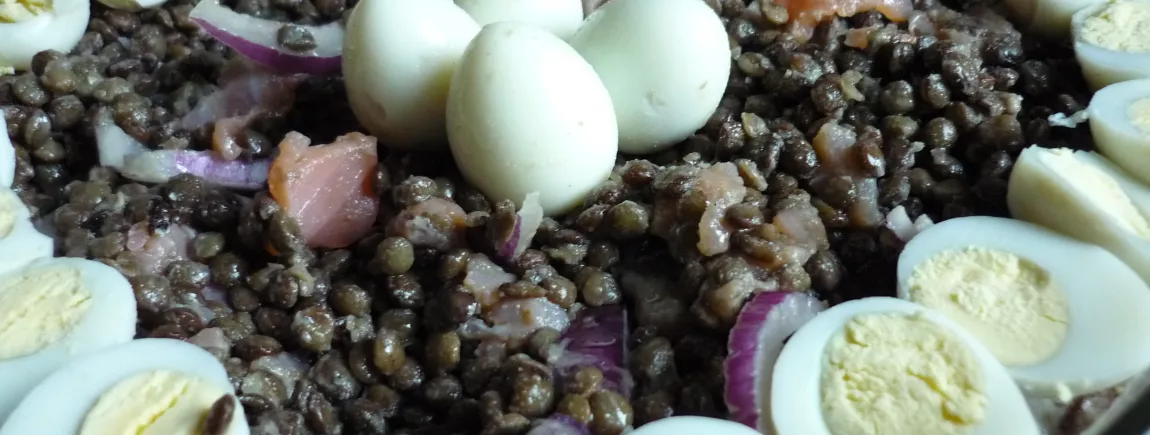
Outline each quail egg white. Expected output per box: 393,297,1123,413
1087,78,1150,185
898,216,1150,399
0,186,53,276
568,0,731,155
0,339,248,435
0,257,137,424
1071,0,1150,90
0,0,89,71
446,21,618,216
343,0,481,150
772,297,1040,435
629,416,761,435
1005,0,1104,39
454,0,584,40
1008,146,1150,283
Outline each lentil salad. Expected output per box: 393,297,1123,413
0,0,1141,433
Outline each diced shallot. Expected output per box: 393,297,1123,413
189,0,344,74
461,253,516,307
251,352,308,398
884,205,936,242
493,192,545,261
549,305,633,397
126,222,196,276
187,327,231,359
724,291,827,432
469,297,571,342
387,198,468,252
268,131,379,249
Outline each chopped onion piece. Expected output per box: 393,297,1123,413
527,415,591,435
1048,110,1089,128
884,205,934,242
724,291,826,432
93,110,148,169
550,305,633,397
190,0,344,74
495,192,544,260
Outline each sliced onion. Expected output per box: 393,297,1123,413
495,192,544,261
189,0,344,74
121,149,271,190
0,120,14,187
550,305,633,397
95,112,271,189
527,415,591,435
724,291,826,432
94,109,149,169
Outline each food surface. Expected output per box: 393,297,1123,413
0,257,136,423
897,216,1150,400
772,297,1038,435
80,370,230,435
1088,78,1150,185
905,245,1069,366
1,0,1149,433
1072,0,1150,89
821,312,987,435
0,339,248,435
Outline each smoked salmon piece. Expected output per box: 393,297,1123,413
268,132,380,249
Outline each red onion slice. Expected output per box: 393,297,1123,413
121,149,271,190
550,305,633,397
190,0,344,74
495,192,544,261
95,112,271,190
724,291,826,432
527,415,591,435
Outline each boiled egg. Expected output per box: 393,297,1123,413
0,0,89,71
568,0,730,155
772,297,1040,435
628,416,761,435
0,257,137,424
1004,0,1105,39
446,21,618,216
1088,78,1150,185
343,0,480,150
454,0,584,40
0,339,247,435
897,216,1150,399
1071,0,1150,90
0,186,52,275
0,120,13,187
1008,146,1150,283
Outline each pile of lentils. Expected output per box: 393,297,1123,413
0,0,1111,433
